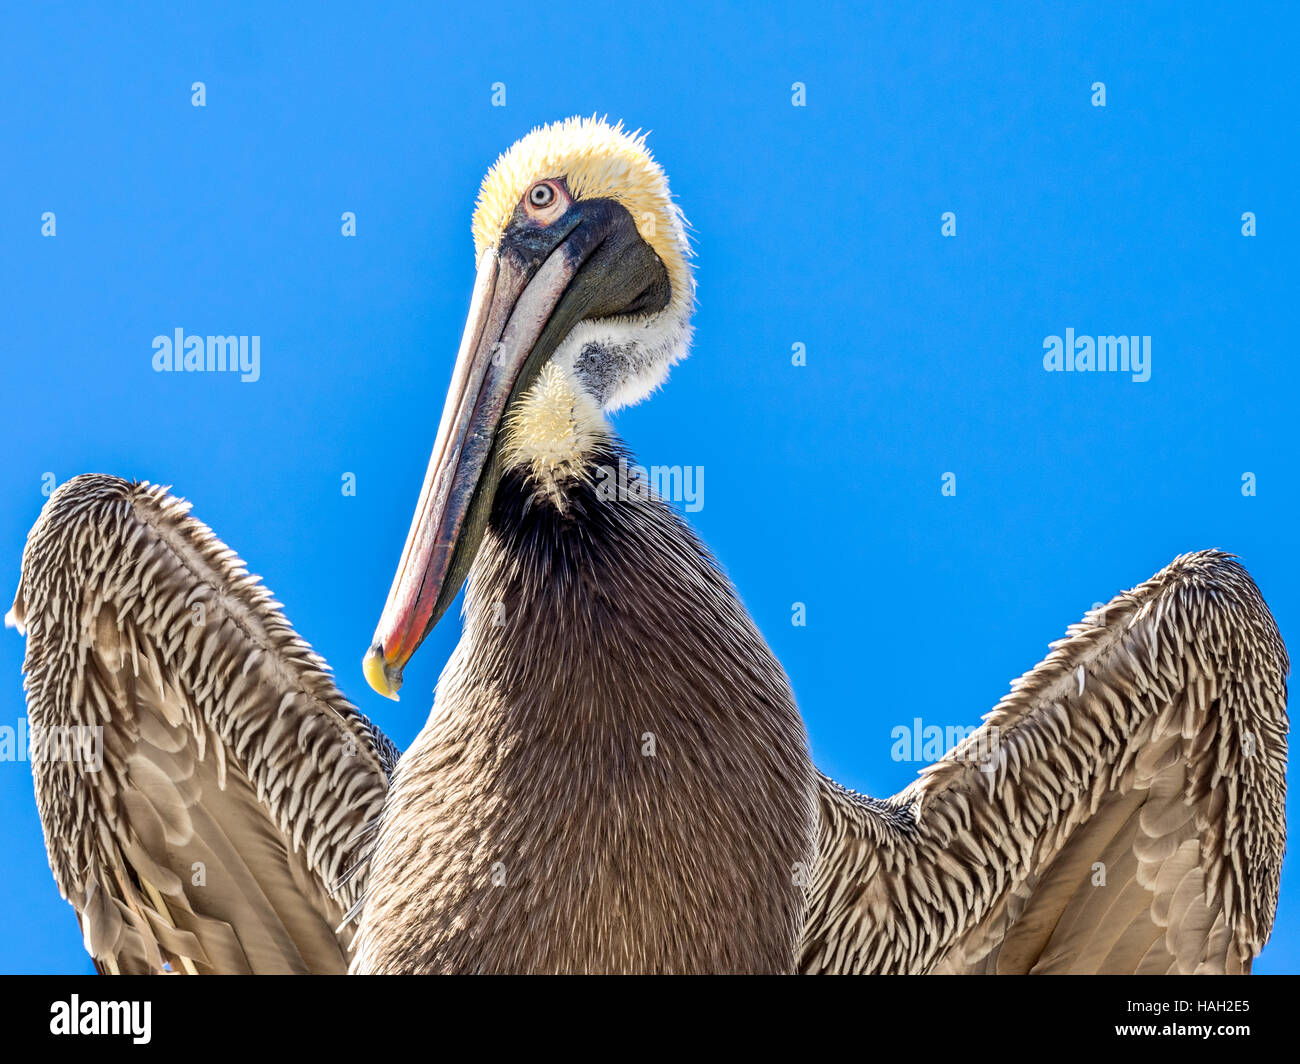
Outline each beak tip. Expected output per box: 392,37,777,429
362,644,402,701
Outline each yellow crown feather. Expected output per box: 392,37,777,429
472,116,693,317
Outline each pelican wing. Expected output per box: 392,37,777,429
801,551,1288,974
11,475,397,974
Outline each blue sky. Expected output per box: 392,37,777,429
0,2,1295,973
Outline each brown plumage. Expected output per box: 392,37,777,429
11,476,395,974
9,117,1290,975
801,552,1288,973
351,437,817,973
13,476,1289,974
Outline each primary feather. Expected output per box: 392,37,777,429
12,475,394,974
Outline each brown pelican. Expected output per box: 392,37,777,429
10,117,1288,975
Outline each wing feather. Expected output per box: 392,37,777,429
801,550,1287,974
12,475,398,974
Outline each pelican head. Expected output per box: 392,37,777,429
364,117,694,698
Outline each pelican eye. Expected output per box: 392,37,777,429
528,183,556,208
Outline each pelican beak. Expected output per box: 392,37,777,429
363,199,669,698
